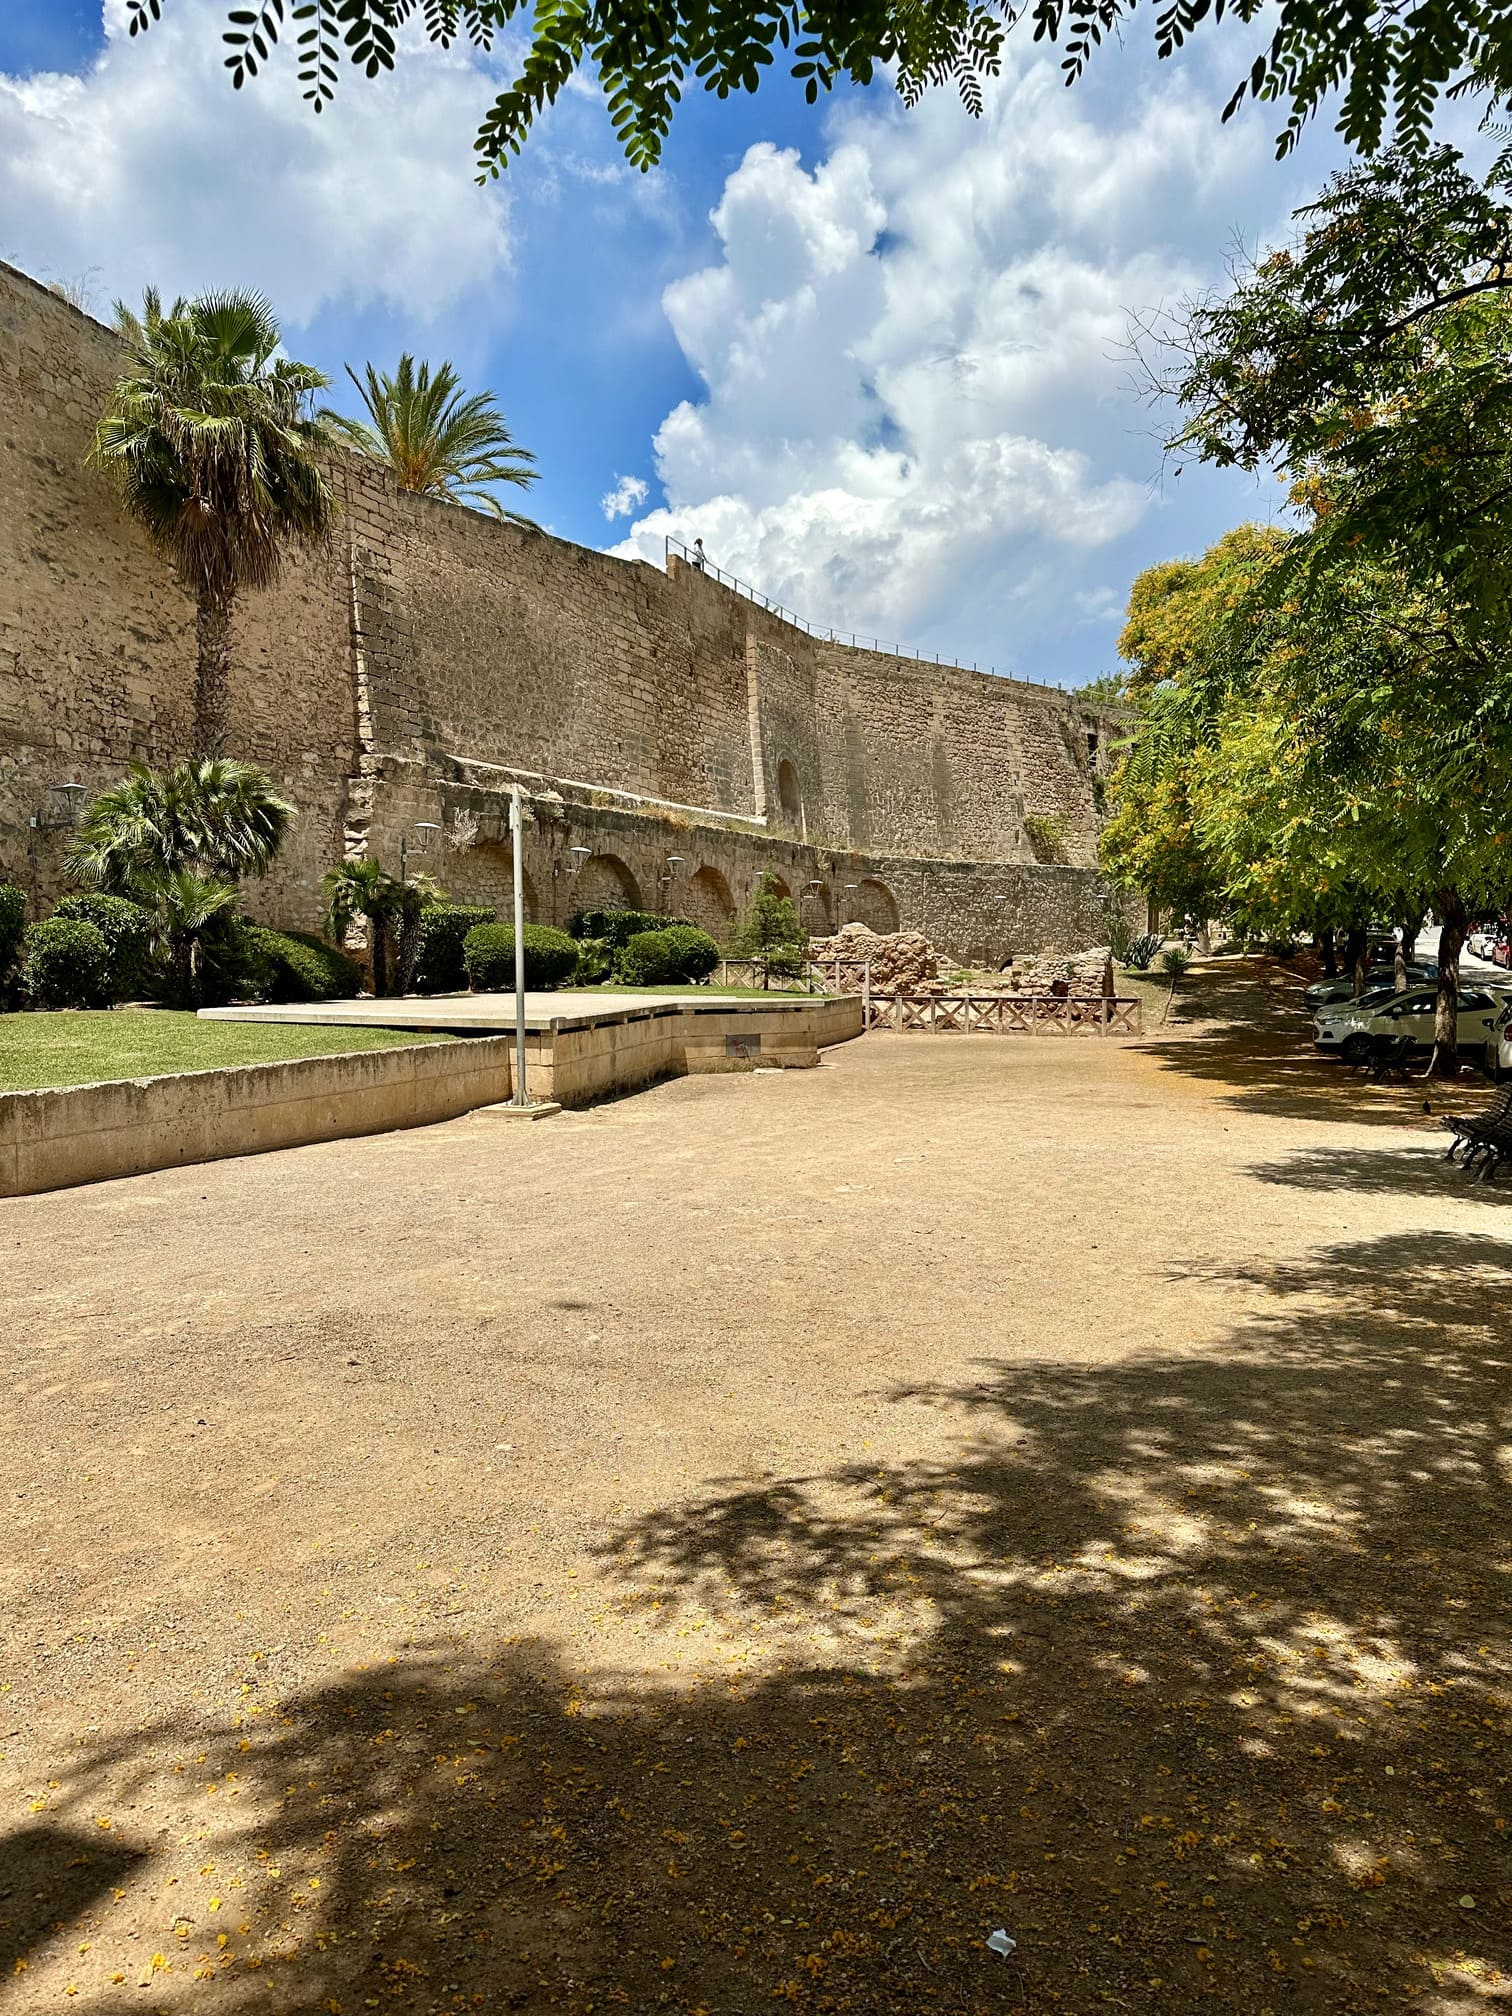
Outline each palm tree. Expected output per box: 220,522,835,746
66,760,295,893
139,868,241,1009
324,858,404,996
91,288,335,757
325,356,537,521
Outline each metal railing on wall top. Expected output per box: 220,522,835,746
666,535,1019,681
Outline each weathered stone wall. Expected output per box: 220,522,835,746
0,260,357,923
0,256,1120,956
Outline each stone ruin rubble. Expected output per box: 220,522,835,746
807,922,1114,998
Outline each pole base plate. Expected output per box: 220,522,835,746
474,1100,562,1122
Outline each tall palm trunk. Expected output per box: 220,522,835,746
194,588,234,759
1427,886,1466,1078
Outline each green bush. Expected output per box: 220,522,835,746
571,936,614,985
412,904,495,993
568,908,693,948
21,917,110,1008
0,883,25,981
1023,812,1072,864
54,893,154,1000
248,926,364,1003
619,924,721,985
463,922,579,991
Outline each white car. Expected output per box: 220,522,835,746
1314,985,1509,1066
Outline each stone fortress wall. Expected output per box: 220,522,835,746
1,258,1122,964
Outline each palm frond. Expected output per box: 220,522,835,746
323,354,538,518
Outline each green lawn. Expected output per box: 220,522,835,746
0,1012,454,1094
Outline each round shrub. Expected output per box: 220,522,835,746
54,893,154,1001
568,908,695,948
22,917,110,1008
248,926,364,1003
619,924,721,986
0,883,26,980
463,922,579,991
413,904,495,993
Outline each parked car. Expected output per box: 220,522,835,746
1304,963,1436,1008
1314,986,1507,1065
1467,931,1500,961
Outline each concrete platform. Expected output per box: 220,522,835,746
201,991,864,1108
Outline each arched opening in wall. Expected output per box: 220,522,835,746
764,874,793,904
852,877,899,934
776,758,803,832
574,852,642,915
683,865,737,941
450,842,538,921
797,881,833,938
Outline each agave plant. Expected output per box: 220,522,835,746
66,760,295,894
91,289,335,756
326,356,537,522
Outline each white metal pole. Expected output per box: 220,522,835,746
511,783,528,1107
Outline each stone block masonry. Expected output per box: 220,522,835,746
0,256,1123,956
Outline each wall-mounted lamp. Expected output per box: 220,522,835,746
30,781,86,834
564,845,592,879
401,820,444,883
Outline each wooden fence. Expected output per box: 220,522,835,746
864,993,1141,1036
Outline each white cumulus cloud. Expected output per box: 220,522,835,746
601,473,650,520
612,54,1328,672
0,0,511,325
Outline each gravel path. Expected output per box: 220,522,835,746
2,974,1507,2014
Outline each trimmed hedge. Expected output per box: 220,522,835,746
54,893,154,1001
619,924,721,986
0,883,25,982
463,922,579,991
413,904,495,993
248,926,364,1003
568,908,695,949
22,916,110,1008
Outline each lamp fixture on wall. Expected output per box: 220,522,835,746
30,781,86,834
565,845,592,878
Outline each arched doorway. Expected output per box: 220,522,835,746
574,853,642,914
853,877,899,934
684,865,737,941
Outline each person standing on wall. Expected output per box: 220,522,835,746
692,538,706,571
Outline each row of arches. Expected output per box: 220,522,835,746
446,842,900,943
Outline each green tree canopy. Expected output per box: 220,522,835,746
127,0,1512,178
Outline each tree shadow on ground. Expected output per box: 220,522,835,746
13,1235,1511,2015
1138,961,1490,1129
1246,1142,1512,1201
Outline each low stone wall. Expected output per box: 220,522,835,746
0,1036,513,1198
541,996,863,1106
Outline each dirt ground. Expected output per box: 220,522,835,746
2,962,1508,2016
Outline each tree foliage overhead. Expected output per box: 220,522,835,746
126,0,1512,177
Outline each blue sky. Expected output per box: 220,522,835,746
0,0,1389,685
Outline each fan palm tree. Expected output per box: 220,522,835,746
66,760,295,894
91,288,336,757
325,356,537,521
139,868,241,1009
324,857,405,996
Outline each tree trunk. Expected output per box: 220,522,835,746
1426,888,1466,1078
194,587,234,759
367,912,390,997
394,903,424,995
1318,926,1337,978
1344,925,1369,998
1401,911,1422,964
